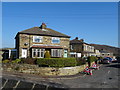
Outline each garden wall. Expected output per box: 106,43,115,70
2,63,93,76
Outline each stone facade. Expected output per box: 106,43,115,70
70,37,96,57
15,23,70,58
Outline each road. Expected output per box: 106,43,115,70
1,62,120,89
52,62,120,88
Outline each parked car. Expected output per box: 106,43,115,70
102,58,111,64
104,57,113,62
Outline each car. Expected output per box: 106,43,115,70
102,58,110,64
104,57,113,62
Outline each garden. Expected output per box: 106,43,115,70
1,56,100,76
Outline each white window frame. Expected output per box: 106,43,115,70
32,48,45,58
51,49,62,57
52,37,60,44
33,36,43,43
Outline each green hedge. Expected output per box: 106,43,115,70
76,58,86,66
87,56,98,63
36,58,77,67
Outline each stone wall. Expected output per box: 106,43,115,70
2,63,89,76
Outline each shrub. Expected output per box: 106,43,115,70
21,58,37,64
76,58,86,66
45,51,51,58
2,60,10,63
11,59,21,64
37,58,77,67
87,56,98,67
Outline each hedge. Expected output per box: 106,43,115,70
36,58,77,67
87,56,98,63
76,58,86,66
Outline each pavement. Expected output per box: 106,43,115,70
1,62,120,89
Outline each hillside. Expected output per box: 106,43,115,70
89,44,120,56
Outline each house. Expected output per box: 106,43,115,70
94,49,101,57
15,23,70,58
99,50,113,58
70,37,95,57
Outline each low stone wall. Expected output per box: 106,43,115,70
2,63,89,76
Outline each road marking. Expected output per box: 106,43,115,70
13,80,20,89
108,71,110,74
31,83,35,90
1,79,8,89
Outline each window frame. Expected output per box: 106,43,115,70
33,36,43,43
32,48,45,58
51,49,62,57
51,37,60,44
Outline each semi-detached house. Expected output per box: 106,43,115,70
15,23,70,58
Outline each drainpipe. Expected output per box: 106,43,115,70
9,49,11,59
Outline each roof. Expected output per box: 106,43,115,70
70,39,89,45
17,27,70,38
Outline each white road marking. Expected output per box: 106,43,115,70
108,71,110,74
13,80,20,89
1,79,8,89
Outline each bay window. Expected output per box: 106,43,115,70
51,49,62,57
32,48,45,58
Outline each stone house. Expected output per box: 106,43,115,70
70,37,95,57
99,50,113,58
15,23,70,58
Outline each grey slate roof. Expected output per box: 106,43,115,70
17,27,70,38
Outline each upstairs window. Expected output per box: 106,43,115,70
52,37,60,44
33,36,42,43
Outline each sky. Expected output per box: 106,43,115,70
2,2,118,48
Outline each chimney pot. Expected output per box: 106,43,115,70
75,37,78,40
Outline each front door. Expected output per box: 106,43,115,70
64,49,68,58
22,49,27,58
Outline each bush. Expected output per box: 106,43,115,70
76,58,86,66
37,58,77,67
45,51,51,58
87,56,98,67
2,60,10,63
21,58,37,64
87,56,97,62
11,59,21,64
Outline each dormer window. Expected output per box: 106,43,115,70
33,36,43,43
52,37,60,44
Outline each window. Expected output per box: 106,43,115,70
52,37,60,43
32,49,45,58
51,49,62,57
33,36,42,43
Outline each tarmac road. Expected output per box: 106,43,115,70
52,62,120,88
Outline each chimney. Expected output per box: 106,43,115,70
80,39,84,42
75,37,78,40
40,23,47,29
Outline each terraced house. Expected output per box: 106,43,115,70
15,23,70,58
70,37,96,57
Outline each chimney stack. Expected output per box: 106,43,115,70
40,23,47,29
75,37,78,40
80,39,84,42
